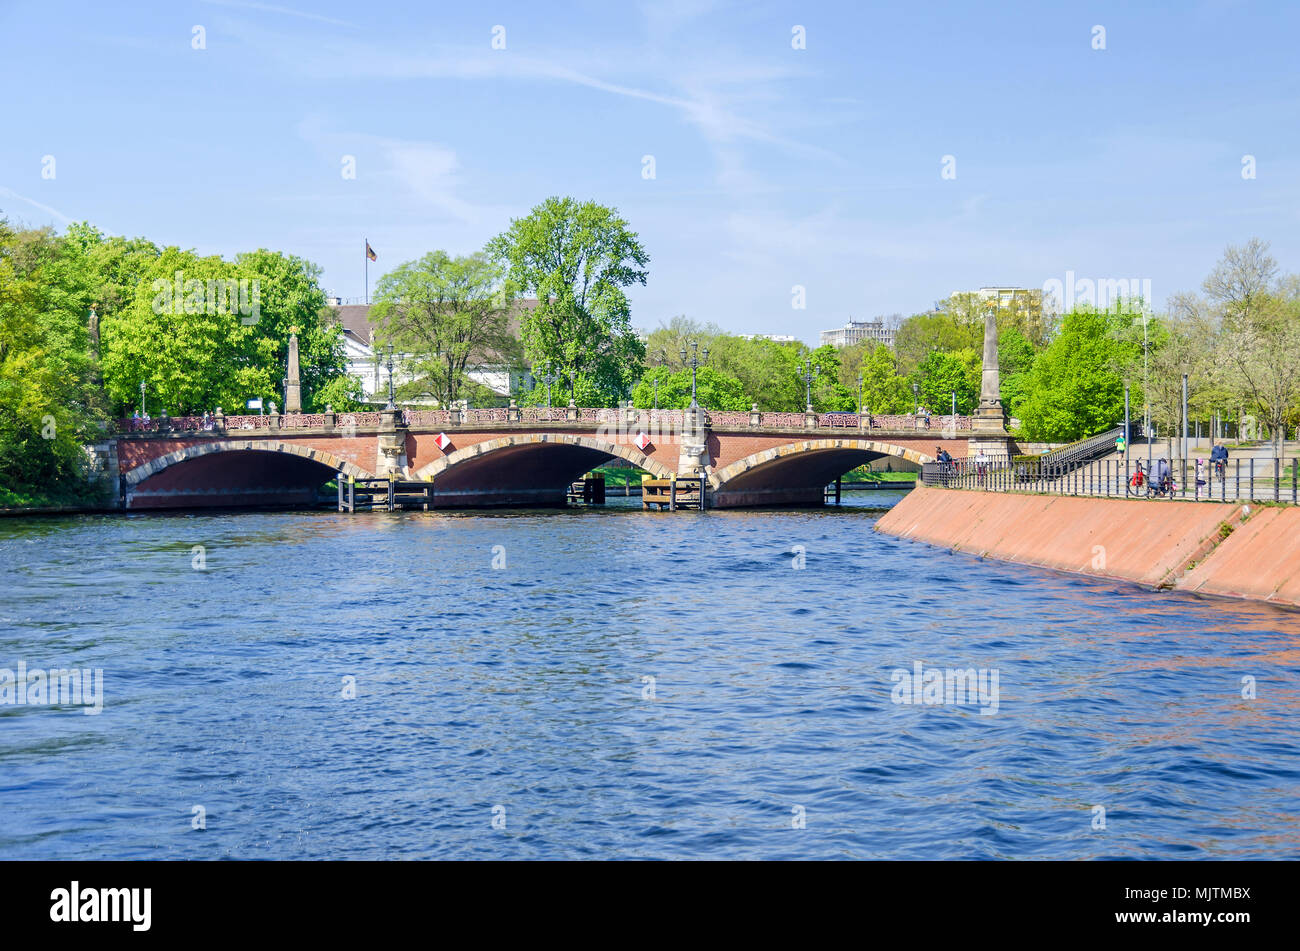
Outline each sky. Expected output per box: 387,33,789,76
2,0,1298,344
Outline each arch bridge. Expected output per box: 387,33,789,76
106,407,997,510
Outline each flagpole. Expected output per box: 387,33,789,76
365,237,369,306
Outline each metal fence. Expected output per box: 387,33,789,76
922,454,1300,505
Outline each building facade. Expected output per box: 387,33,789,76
819,318,897,349
329,298,529,406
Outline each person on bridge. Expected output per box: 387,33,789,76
975,449,990,485
1210,442,1228,481
1155,457,1173,495
935,446,953,485
1116,432,1126,454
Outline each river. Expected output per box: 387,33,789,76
1,492,1297,859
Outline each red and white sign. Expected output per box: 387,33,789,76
634,432,652,451
435,432,452,452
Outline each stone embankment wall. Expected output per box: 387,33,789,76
875,486,1300,609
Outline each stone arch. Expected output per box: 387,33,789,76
710,438,934,492
123,439,372,487
413,432,675,482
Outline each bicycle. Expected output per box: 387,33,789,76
1147,474,1177,499
1127,463,1147,497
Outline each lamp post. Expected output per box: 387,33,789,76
680,341,708,409
857,374,863,416
798,360,819,413
912,382,920,415
384,346,396,410
537,365,559,410
139,380,146,417
951,390,956,419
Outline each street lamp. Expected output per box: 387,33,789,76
139,380,147,416
857,374,864,416
798,360,819,413
384,346,396,410
912,381,920,414
537,364,559,410
680,341,708,408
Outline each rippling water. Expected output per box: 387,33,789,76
1,491,1297,859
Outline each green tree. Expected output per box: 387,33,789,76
858,343,911,414
630,364,747,410
1016,307,1140,441
912,348,980,415
370,251,517,408
488,197,648,402
0,220,101,501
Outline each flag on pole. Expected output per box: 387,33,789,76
366,241,377,262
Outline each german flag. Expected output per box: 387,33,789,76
366,241,377,262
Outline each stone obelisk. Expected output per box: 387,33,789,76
285,331,302,414
969,305,1010,458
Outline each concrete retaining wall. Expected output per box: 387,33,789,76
874,486,1299,608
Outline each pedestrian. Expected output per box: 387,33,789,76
1116,432,1126,454
975,448,990,485
1156,457,1172,495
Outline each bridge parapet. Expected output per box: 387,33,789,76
114,408,977,436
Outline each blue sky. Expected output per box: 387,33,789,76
2,0,1297,343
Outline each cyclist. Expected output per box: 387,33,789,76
1209,442,1228,482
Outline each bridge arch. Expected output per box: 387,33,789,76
124,440,372,487
413,432,674,506
121,439,373,510
709,438,935,507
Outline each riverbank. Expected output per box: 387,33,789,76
875,485,1300,609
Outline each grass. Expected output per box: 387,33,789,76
0,482,108,510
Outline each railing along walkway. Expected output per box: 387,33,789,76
922,454,1300,505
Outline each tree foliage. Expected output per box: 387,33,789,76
489,197,648,403
371,251,517,408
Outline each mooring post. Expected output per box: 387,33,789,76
835,476,842,504
669,474,676,512
348,476,355,513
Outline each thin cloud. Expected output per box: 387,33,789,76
0,186,77,227
199,0,356,29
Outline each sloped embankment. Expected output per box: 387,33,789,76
874,486,1296,607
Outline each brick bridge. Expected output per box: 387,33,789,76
105,406,1000,510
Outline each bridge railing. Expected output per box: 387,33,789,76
112,407,978,435
922,452,1300,506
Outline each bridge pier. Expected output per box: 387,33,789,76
375,407,409,477
677,406,713,493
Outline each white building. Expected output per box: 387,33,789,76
329,298,530,405
819,318,897,349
